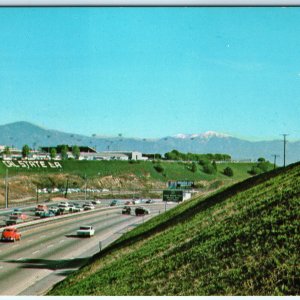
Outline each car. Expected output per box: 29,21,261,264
122,206,131,215
70,204,84,212
145,199,154,204
83,204,95,210
49,206,59,213
35,204,48,212
9,211,28,220
124,201,131,205
40,211,55,218
58,203,69,213
110,200,122,206
77,225,95,237
5,218,23,226
1,227,21,242
135,206,150,216
91,199,101,205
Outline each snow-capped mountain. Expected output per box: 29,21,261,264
174,131,230,139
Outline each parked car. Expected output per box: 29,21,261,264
77,225,95,237
1,227,21,242
122,206,131,215
124,201,132,205
135,206,150,216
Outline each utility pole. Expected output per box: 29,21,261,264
281,134,289,167
84,174,87,201
5,169,8,209
36,184,39,203
271,154,280,170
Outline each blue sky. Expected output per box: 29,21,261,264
0,7,299,140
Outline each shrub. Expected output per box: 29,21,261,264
203,163,216,174
223,166,234,177
154,164,164,173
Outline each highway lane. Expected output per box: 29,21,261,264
0,202,176,295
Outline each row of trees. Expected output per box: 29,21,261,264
164,150,231,162
2,144,81,160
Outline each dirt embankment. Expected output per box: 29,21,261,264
0,173,167,204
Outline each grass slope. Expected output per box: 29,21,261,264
0,160,260,183
49,162,300,296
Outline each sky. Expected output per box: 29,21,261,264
0,7,300,140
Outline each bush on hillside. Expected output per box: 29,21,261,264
223,166,234,177
203,163,217,174
154,164,164,173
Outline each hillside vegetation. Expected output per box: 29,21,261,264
49,162,300,296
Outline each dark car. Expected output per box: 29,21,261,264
122,206,131,215
145,199,154,204
135,206,150,216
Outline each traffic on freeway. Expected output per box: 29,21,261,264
0,199,176,295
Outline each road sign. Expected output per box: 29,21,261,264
167,180,194,189
163,190,183,202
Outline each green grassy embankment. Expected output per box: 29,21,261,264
49,162,300,296
0,160,261,183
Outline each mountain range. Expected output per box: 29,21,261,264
0,121,299,165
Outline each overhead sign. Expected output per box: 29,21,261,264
163,190,183,202
168,180,194,189
1,160,63,169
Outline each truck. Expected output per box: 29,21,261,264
77,225,95,237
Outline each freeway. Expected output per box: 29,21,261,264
0,201,176,295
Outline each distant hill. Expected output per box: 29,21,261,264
49,162,300,296
0,121,299,165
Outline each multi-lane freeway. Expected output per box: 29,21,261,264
0,200,176,295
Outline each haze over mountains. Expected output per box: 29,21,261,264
0,121,299,165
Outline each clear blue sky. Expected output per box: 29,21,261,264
0,7,300,140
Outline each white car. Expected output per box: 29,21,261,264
92,199,101,205
83,204,95,210
77,225,95,237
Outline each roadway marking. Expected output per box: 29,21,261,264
32,250,40,254
47,244,54,248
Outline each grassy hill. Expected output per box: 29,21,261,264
0,160,261,182
49,162,300,296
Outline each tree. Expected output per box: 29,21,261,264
258,157,266,162
22,144,30,158
50,148,57,160
212,160,217,171
3,146,10,155
223,166,234,177
61,145,68,160
72,145,80,159
191,162,197,173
